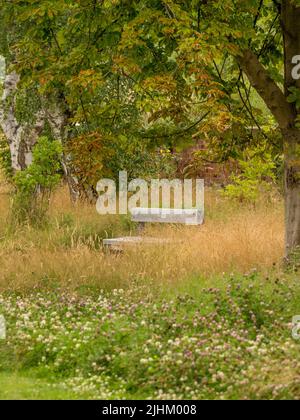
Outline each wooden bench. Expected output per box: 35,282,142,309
103,208,204,251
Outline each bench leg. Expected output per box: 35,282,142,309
103,244,124,256
137,222,146,234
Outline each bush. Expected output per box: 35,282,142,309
223,146,276,204
0,134,13,181
67,131,176,198
12,137,62,226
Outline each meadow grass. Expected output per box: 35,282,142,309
0,184,284,293
1,181,300,400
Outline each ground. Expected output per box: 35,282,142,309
0,182,300,400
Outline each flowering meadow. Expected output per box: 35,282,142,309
1,271,300,400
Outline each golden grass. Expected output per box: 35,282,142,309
0,184,285,292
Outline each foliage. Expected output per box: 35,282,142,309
223,145,277,203
0,133,13,181
12,136,62,226
287,87,300,110
67,131,176,197
0,0,281,193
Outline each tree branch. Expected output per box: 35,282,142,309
253,0,264,29
237,49,295,129
142,111,211,140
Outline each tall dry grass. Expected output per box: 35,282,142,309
0,183,285,292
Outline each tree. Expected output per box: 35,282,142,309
0,0,188,199
0,0,149,200
0,1,43,172
237,1,300,257
0,2,66,172
114,0,300,257
0,1,80,200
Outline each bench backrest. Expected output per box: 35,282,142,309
130,208,204,226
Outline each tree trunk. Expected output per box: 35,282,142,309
46,103,80,203
284,129,300,257
0,71,80,202
0,71,44,172
60,154,80,203
281,1,300,258
238,1,300,258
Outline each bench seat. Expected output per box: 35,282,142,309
103,236,173,251
131,208,203,225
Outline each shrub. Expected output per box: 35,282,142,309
67,131,176,199
223,146,276,204
0,133,13,181
12,137,62,226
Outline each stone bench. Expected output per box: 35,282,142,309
103,208,204,251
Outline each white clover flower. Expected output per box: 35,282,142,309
217,372,226,381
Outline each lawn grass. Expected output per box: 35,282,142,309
0,373,79,400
